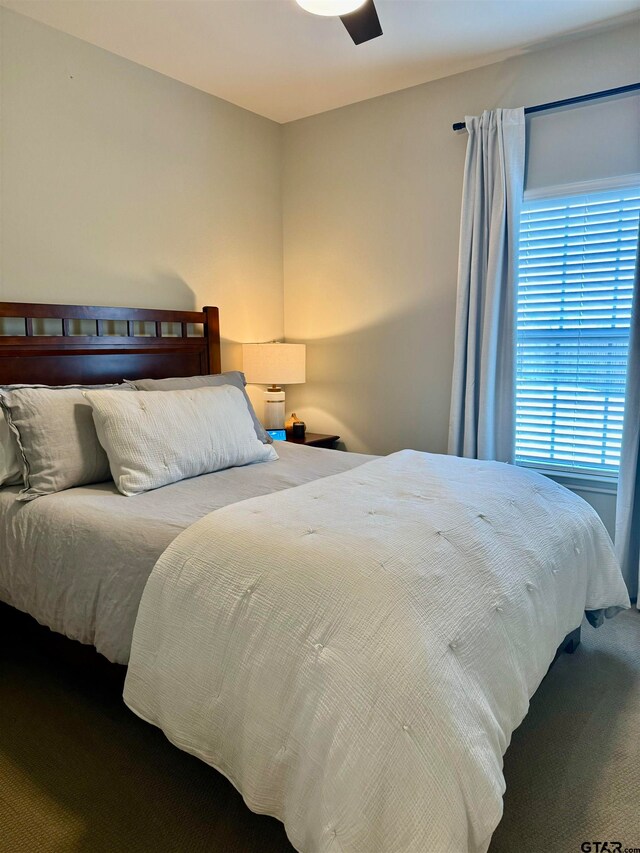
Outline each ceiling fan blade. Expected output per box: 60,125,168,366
340,0,382,45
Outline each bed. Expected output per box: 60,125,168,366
0,301,375,661
0,301,631,853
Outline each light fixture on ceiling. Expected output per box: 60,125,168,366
295,0,366,16
295,0,383,45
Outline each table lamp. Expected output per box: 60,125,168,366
242,342,306,430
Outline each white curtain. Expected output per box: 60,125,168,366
615,240,640,602
448,108,525,463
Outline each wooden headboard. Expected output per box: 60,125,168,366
0,302,221,386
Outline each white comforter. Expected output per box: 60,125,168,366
124,451,630,853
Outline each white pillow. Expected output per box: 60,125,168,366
126,371,272,444
85,385,279,496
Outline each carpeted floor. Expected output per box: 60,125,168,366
1,603,639,853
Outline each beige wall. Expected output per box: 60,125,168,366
0,7,283,379
2,10,638,534
282,23,640,463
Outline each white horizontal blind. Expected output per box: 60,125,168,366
516,186,640,474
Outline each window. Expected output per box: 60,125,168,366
516,183,640,476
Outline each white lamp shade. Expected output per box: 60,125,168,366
242,343,306,386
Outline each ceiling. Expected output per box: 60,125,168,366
3,0,639,123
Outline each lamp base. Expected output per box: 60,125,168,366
264,387,285,430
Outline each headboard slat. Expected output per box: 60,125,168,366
0,302,208,324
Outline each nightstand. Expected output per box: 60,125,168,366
286,432,340,449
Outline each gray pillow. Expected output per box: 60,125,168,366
0,384,127,501
0,382,123,489
126,371,272,444
0,410,22,486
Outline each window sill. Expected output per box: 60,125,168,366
517,464,618,496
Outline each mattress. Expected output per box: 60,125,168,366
0,442,374,664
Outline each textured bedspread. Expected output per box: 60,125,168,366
0,443,372,663
124,450,630,853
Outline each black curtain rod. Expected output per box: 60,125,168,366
451,81,640,132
